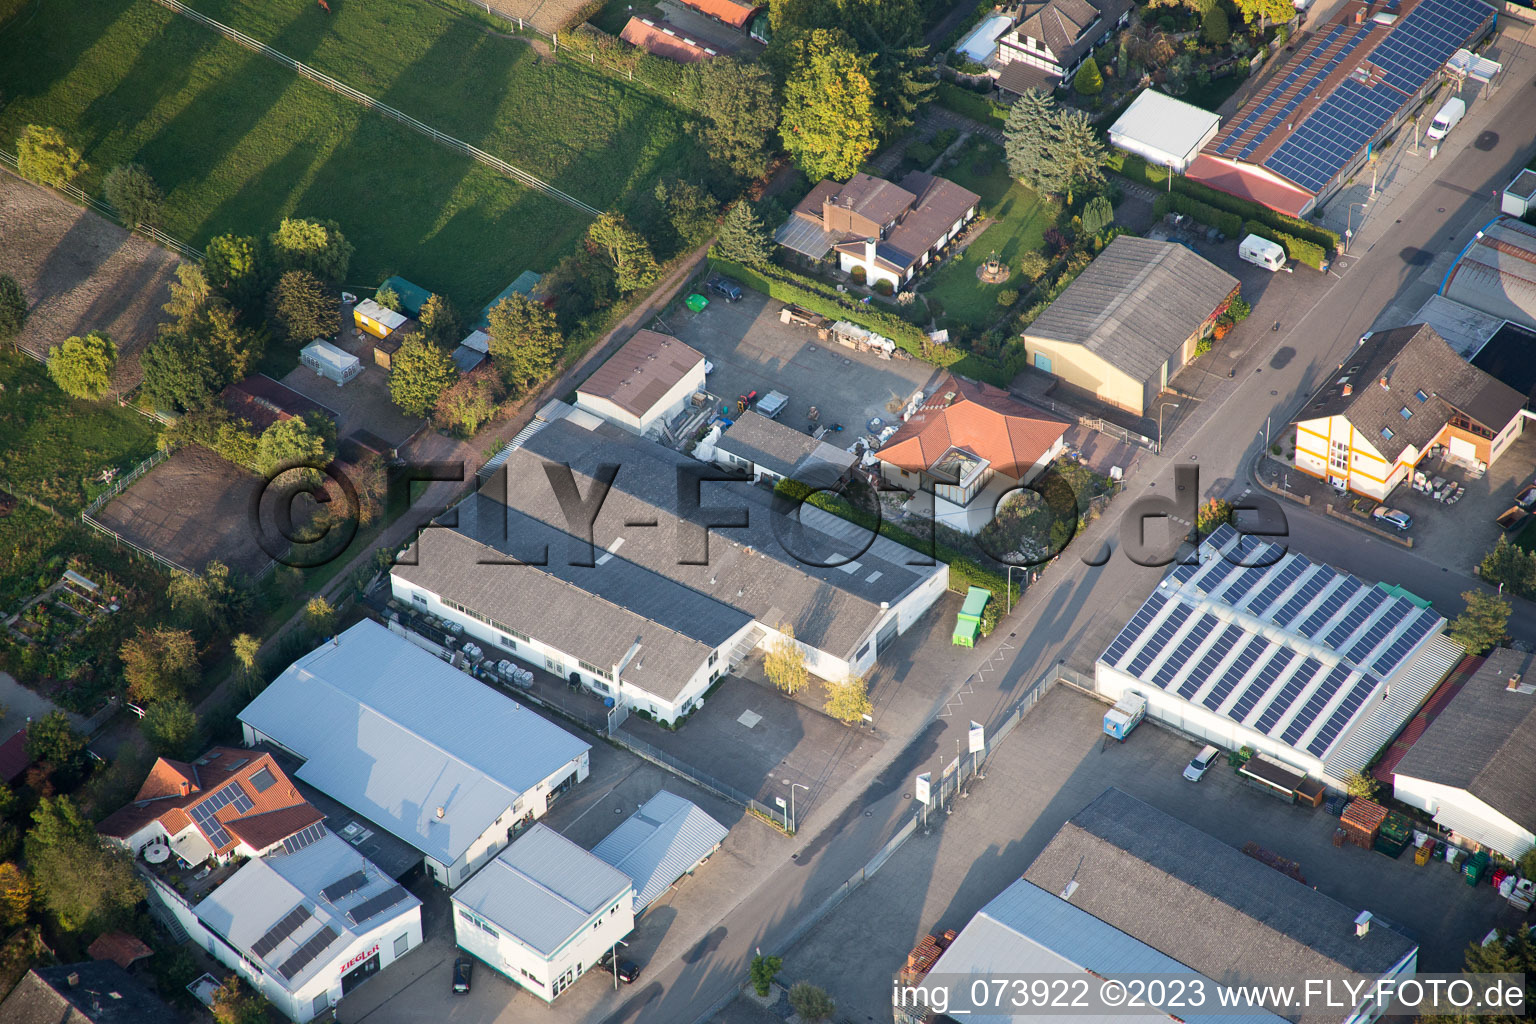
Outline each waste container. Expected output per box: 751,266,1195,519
685,293,709,313
1465,850,1490,886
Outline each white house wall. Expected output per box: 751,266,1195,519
1392,774,1536,860
452,894,634,1003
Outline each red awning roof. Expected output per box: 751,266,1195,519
620,17,718,62
675,0,761,29
1185,155,1315,219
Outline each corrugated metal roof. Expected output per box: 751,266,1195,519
1443,215,1536,330
591,791,728,912
452,824,631,956
239,622,590,864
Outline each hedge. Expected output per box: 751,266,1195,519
1152,192,1242,237
1241,220,1326,270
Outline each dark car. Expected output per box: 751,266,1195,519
453,956,473,994
710,277,743,302
615,959,641,984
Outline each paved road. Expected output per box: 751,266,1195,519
598,33,1536,1024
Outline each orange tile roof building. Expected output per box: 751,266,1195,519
619,17,720,62
877,374,1070,534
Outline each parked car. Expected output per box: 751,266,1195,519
1372,506,1412,531
453,956,473,994
1183,745,1219,782
1425,97,1466,141
710,277,743,301
616,959,641,984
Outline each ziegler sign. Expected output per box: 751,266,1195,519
341,944,380,974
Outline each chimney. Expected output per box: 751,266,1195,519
1354,5,1365,23
1509,673,1523,692
435,806,445,820
1355,910,1372,937
1378,375,1390,390
66,972,79,988
864,237,877,266
1341,383,1353,397
179,780,190,797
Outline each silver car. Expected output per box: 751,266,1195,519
1184,745,1218,782
1372,506,1412,531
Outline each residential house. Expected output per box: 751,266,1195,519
574,329,708,437
876,373,1070,534
0,962,185,1024
715,409,855,484
774,172,980,291
993,0,1132,86
1022,236,1239,416
1292,324,1526,499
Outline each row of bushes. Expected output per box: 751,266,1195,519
1152,192,1242,238
1112,153,1339,255
1241,220,1327,270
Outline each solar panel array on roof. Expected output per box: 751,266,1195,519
1281,663,1354,743
1127,604,1192,677
1103,592,1169,667
1346,599,1414,663
280,822,327,855
190,781,255,849
1152,615,1218,689
251,904,312,960
1273,566,1337,627
1372,607,1439,675
1247,556,1309,617
1264,0,1492,192
320,870,368,903
1297,576,1363,637
1203,637,1270,711
1229,648,1298,722
1324,586,1390,646
348,885,409,925
1308,673,1383,755
278,924,338,980
1178,623,1245,699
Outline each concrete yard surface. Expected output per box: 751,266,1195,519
778,686,1514,1023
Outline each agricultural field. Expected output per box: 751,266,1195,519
921,139,1055,329
0,0,698,309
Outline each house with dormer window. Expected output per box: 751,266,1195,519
994,0,1132,86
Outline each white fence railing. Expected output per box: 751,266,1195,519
152,0,601,217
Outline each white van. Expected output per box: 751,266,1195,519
1425,97,1465,141
1239,233,1287,272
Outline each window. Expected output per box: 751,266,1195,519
1328,439,1347,472
1415,389,1428,403
394,933,410,958
577,659,613,681
411,593,427,608
708,651,718,666
1380,426,1394,441
1400,407,1413,420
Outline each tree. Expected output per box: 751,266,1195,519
141,698,200,759
1479,536,1536,597
163,262,215,324
24,797,144,934
168,560,248,635
487,294,563,395
233,633,262,689
587,212,660,294
1081,195,1114,237
1447,591,1511,655
0,863,32,928
1232,0,1294,28
16,125,86,188
694,59,781,179
1003,91,1106,196
270,269,337,343
1196,497,1233,536
765,625,808,696
0,275,26,345
1343,771,1379,801
140,329,222,412
418,293,462,349
388,333,458,417
749,953,782,997
375,284,402,312
714,202,774,269
823,673,872,724
305,595,337,637
120,626,200,705
1518,846,1536,881
268,217,353,283
1074,57,1104,97
1052,109,1108,195
780,30,879,182
204,233,269,312
102,163,162,228
788,982,836,1023
1018,251,1049,282
46,331,116,399
1201,3,1231,45
256,412,336,476
24,711,85,767
211,976,271,1024
655,179,718,249
435,366,502,437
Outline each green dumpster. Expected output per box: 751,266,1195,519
685,293,709,313
1464,850,1490,885
952,587,990,647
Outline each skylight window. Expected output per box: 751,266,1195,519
1399,407,1413,420
1415,389,1428,403
1380,426,1394,441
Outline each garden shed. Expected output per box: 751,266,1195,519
301,340,363,386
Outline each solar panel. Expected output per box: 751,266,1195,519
1323,587,1390,647
1127,603,1192,677
347,885,409,926
1306,673,1382,756
1202,637,1270,711
1344,599,1414,664
1177,623,1245,699
1246,555,1309,617
1169,559,1202,584
251,905,312,960
1152,614,1218,690
1102,592,1168,667
278,924,339,980
1296,577,1363,637
1206,523,1239,549
1371,607,1440,675
1192,552,1242,594
189,780,255,850
280,822,328,855
1279,663,1354,743
1228,648,1298,723
321,870,369,903
1273,566,1337,627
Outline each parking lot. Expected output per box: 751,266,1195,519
771,686,1514,1022
660,286,942,441
336,741,778,1024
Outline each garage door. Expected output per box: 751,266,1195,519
1448,436,1477,461
874,617,900,658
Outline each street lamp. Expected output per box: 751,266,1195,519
1345,202,1369,252
1006,565,1024,613
1158,402,1180,454
781,780,808,833
608,938,629,990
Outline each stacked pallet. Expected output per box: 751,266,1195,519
899,929,958,986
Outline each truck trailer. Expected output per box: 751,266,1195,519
1103,694,1147,740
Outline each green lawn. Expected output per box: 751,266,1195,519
0,350,160,514
921,140,1055,329
0,0,694,309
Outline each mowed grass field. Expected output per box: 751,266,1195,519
0,0,695,308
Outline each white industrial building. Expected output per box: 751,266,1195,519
240,621,592,887
452,824,634,1003
299,340,363,386
1391,649,1536,861
394,416,949,724
591,790,729,914
1095,525,1462,789
145,829,421,1022
574,329,707,437
1107,89,1221,172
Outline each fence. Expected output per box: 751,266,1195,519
151,0,601,217
81,447,172,519
1078,414,1157,452
607,728,788,830
0,150,204,262
81,512,199,577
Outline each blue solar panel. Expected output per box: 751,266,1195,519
1273,566,1337,627
1247,556,1309,617
189,781,255,851
1324,586,1390,647
1296,577,1363,637
1169,559,1202,584
1177,623,1245,699
1345,599,1414,664
1102,592,1168,667
1128,603,1193,678
1229,648,1298,723
1279,663,1353,743
1371,607,1439,675
1203,637,1269,711
1307,673,1382,756
1152,614,1218,690
1193,552,1242,595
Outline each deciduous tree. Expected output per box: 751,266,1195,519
1202,4,1231,45
713,202,774,268
141,698,200,759
780,29,878,182
270,269,338,343
233,633,263,694
0,863,32,928
823,673,872,724
0,275,27,345
140,330,222,412
1343,771,1379,801
204,234,269,313
749,954,782,997
375,284,402,312
121,626,200,705
788,982,836,1023
587,212,660,294
1232,0,1294,28
16,125,86,188
268,217,354,283
388,333,458,417
765,625,808,696
655,179,718,250
1447,591,1511,655
24,797,143,934
305,596,337,638
24,712,85,768
102,163,163,228
434,366,502,437
211,976,271,1024
417,293,462,349
256,412,335,476
168,560,248,635
1479,537,1536,597
694,59,781,180
163,263,214,324
487,294,562,395
46,331,117,400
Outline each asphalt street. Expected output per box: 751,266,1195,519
599,40,1536,1024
